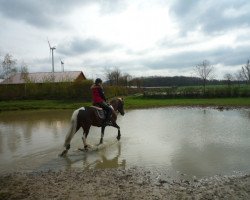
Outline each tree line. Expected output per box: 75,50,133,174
1,53,250,88
105,60,250,89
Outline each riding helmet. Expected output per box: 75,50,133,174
95,78,102,85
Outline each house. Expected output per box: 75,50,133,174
1,71,86,84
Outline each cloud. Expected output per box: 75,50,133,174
57,37,121,56
0,0,82,28
1,0,250,79
170,0,250,35
140,45,250,70
97,0,128,14
57,39,250,75
0,0,128,28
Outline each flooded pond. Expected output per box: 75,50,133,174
0,108,250,178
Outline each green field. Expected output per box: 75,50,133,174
125,96,250,109
143,84,250,98
0,96,250,111
0,100,91,111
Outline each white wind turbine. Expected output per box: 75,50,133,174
47,39,56,73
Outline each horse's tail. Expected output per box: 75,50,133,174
63,108,80,148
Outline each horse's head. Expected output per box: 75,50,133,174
115,98,125,116
110,97,125,116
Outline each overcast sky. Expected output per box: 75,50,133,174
0,0,250,80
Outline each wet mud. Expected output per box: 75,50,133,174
0,168,249,200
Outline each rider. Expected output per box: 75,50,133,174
91,78,112,125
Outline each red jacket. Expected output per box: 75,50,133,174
91,84,106,103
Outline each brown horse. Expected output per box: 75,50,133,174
60,98,125,157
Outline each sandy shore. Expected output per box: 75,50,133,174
0,168,249,200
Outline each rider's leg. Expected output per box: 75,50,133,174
104,106,112,125
99,102,112,125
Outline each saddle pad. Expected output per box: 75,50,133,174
90,106,103,110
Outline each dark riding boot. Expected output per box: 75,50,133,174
103,111,112,126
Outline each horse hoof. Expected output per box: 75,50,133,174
59,150,67,157
116,136,121,141
84,145,89,151
78,147,88,152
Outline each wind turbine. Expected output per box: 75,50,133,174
47,39,56,73
60,58,64,72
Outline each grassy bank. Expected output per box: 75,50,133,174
0,96,250,111
0,100,91,111
125,96,250,109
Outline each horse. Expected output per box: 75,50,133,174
60,98,125,157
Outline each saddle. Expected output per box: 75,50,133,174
91,106,106,119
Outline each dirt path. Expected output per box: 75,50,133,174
0,168,250,200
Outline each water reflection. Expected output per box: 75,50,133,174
0,110,72,164
88,143,126,170
171,142,250,177
63,142,126,170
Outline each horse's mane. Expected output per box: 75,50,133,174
109,97,123,104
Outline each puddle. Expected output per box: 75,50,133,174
0,108,250,178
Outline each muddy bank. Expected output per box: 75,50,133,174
0,168,249,200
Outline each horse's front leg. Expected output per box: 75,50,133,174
99,126,106,145
112,123,121,141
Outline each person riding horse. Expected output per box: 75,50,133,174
59,97,124,156
91,78,112,126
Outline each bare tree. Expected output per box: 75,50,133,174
121,73,132,87
0,53,17,80
132,77,143,88
194,60,214,94
224,73,234,87
241,60,250,84
105,68,121,86
20,62,30,82
234,70,244,86
105,68,113,85
112,68,121,85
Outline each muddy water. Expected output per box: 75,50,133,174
0,108,250,178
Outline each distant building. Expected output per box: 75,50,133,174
1,71,86,84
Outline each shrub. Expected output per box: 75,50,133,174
0,80,131,101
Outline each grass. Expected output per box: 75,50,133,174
125,95,250,109
0,100,91,111
0,96,250,111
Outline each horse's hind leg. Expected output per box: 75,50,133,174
59,118,80,157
